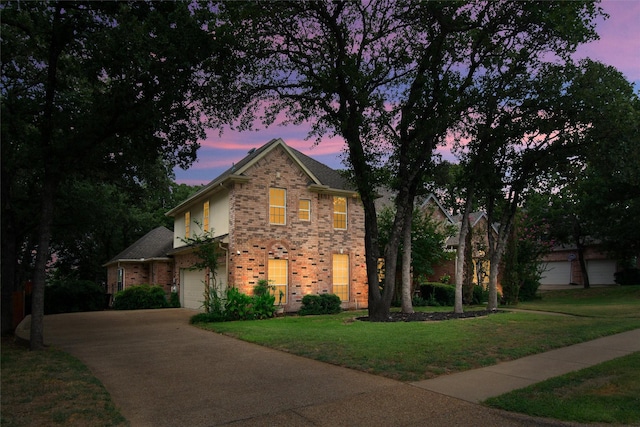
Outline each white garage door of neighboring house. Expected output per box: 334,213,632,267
180,266,228,310
540,261,572,285
587,260,617,285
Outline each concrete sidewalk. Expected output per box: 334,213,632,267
412,328,640,403
15,310,640,426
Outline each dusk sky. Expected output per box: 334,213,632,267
174,0,640,186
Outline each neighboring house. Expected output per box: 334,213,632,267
106,138,368,311
104,226,174,296
538,244,619,286
420,195,498,289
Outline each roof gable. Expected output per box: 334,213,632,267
167,138,353,216
420,194,455,224
104,226,173,266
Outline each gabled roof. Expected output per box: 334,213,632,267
420,193,456,224
166,138,354,216
103,226,173,266
450,211,489,229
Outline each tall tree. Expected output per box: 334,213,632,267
1,1,233,345
378,205,455,312
526,69,640,285
221,0,603,320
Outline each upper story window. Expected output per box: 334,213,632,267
203,201,210,231
270,188,286,225
298,199,311,221
184,211,191,238
333,196,347,229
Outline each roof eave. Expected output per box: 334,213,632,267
308,184,359,198
102,257,172,267
165,175,250,217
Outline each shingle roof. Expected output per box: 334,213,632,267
167,138,354,216
288,145,352,190
104,226,174,266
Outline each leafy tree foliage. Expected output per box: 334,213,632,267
501,211,555,304
378,205,455,310
453,59,630,308
219,0,603,320
523,64,640,288
51,178,200,284
1,1,235,345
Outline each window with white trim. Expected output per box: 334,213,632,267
270,188,286,225
299,199,311,221
333,254,349,301
268,259,288,304
333,196,347,229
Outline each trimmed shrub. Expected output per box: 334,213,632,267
298,293,342,315
190,311,225,324
614,268,640,286
112,284,168,310
45,279,106,314
418,282,455,306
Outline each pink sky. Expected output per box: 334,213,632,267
175,0,640,185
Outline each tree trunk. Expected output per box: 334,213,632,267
30,177,56,350
401,209,414,314
577,241,590,289
487,251,501,311
455,197,474,313
363,195,387,320
29,3,65,350
1,205,17,336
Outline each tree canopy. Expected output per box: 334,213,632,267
1,1,235,344
218,0,604,320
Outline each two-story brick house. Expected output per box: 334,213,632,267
107,138,368,311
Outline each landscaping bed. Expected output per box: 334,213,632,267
357,309,502,322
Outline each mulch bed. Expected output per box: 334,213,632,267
356,309,503,322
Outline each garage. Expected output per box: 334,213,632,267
539,261,572,285
180,268,206,310
586,260,617,285
180,265,228,310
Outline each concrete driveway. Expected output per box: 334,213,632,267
37,309,579,426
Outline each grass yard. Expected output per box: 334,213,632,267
517,285,640,318
0,338,128,427
485,351,640,425
196,286,640,382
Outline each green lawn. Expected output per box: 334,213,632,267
485,351,640,425
517,285,640,318
196,286,640,382
0,338,128,427
196,285,640,424
3,285,638,426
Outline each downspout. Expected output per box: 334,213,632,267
218,241,229,290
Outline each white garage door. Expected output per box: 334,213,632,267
180,266,228,310
587,260,616,285
180,268,206,310
540,261,571,285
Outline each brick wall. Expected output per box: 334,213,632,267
105,260,173,296
173,251,203,287
228,146,368,311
